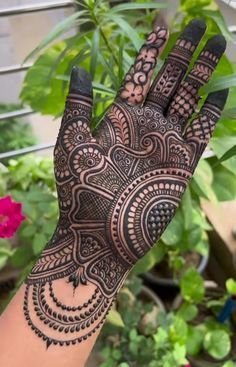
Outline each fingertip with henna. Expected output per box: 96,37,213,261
204,35,227,58
69,66,93,97
180,18,206,44
205,89,229,110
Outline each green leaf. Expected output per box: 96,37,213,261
25,11,88,61
153,327,168,345
194,237,210,258
201,74,236,94
118,35,125,85
222,108,236,120
109,2,167,13
90,28,100,78
98,52,119,89
161,209,183,246
32,234,47,255
203,330,231,359
129,328,138,341
203,10,236,43
218,145,236,163
21,33,90,116
191,206,212,231
186,325,205,355
43,221,56,236
20,224,37,238
226,278,236,296
187,226,202,247
180,267,205,303
222,362,236,367
180,0,212,12
177,302,198,321
181,187,192,230
169,316,188,344
172,343,188,365
193,159,217,202
92,82,115,96
21,42,67,115
106,308,124,327
112,349,122,360
27,189,54,203
210,137,236,174
132,241,165,275
0,255,8,270
11,245,33,268
107,15,142,51
212,164,236,201
0,240,13,257
213,115,236,139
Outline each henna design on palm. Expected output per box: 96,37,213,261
24,20,228,347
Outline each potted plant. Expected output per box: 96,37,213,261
95,276,189,367
172,268,236,366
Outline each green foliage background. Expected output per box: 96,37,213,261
18,0,236,275
0,0,236,364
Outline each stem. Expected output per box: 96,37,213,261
99,27,119,66
90,8,119,66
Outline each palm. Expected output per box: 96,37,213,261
25,20,228,347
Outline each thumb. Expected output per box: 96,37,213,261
69,66,93,99
62,66,93,126
57,67,94,155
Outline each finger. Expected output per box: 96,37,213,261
117,26,168,106
64,66,93,123
168,35,226,125
58,66,94,155
185,89,229,165
146,19,206,111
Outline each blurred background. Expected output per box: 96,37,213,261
0,1,236,366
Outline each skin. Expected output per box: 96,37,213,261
0,19,228,367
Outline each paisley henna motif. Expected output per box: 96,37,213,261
24,20,228,348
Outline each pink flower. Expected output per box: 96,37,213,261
0,196,25,238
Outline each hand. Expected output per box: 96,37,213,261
24,19,228,347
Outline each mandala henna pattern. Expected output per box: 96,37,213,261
24,20,228,348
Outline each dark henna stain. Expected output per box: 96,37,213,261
23,21,228,348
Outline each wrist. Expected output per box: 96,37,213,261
24,226,124,348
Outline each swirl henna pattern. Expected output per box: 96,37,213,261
24,20,228,348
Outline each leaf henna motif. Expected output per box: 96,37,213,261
24,21,228,348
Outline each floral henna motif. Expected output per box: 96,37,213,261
24,21,228,348
118,26,168,105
